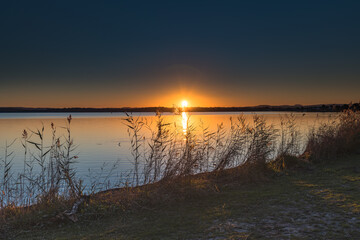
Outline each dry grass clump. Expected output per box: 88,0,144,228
124,113,279,186
0,115,83,226
304,110,360,162
272,114,304,170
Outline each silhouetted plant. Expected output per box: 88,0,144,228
123,113,145,186
244,115,277,165
304,110,360,162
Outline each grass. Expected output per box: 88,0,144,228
2,154,360,239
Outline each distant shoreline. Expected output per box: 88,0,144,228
0,103,358,113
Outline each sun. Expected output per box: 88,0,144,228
181,100,188,108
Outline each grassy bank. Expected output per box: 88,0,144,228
2,154,360,239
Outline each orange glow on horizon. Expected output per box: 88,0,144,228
150,90,220,108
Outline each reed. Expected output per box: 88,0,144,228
304,109,360,162
124,113,145,186
0,115,82,213
1,109,360,227
272,114,302,170
0,140,16,208
124,113,278,184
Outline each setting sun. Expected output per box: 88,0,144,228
181,100,188,108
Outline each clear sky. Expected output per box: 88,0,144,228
1,0,359,107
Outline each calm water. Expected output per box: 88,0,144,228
0,112,335,185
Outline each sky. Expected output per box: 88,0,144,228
1,0,360,108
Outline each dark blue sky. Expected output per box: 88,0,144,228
1,0,360,107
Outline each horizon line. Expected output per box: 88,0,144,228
0,102,357,109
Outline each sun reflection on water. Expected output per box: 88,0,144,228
182,111,188,136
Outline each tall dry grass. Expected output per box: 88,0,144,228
304,110,360,162
124,110,360,185
0,115,82,211
1,109,360,220
124,113,279,185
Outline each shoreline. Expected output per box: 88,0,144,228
0,103,358,113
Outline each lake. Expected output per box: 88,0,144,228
0,112,335,189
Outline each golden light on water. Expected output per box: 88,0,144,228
182,111,188,136
181,100,189,136
181,100,189,135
